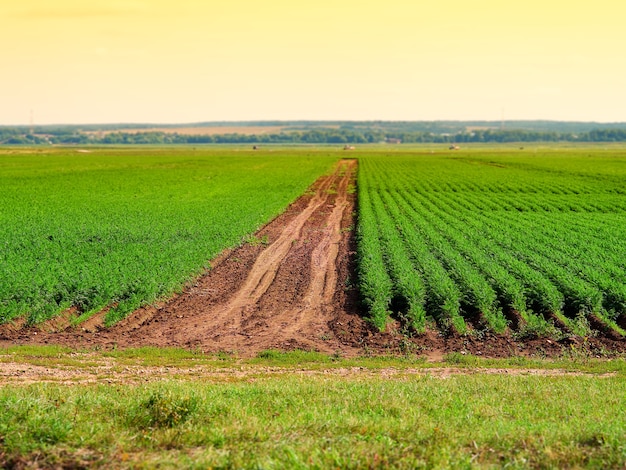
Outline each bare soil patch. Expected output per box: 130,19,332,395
0,160,624,359
0,360,614,386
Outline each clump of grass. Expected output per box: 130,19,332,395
0,344,74,358
129,388,199,429
253,349,336,365
242,233,270,246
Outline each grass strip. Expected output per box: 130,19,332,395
0,355,624,469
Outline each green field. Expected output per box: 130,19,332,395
356,148,626,336
0,347,625,469
2,146,626,468
3,146,626,339
0,148,336,325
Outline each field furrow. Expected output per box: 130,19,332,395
356,150,626,342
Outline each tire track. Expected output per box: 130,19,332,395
266,161,353,338
103,158,362,354
232,160,355,352
191,161,344,338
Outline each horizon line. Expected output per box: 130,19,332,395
3,118,626,127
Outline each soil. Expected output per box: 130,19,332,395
0,159,624,358
0,360,615,387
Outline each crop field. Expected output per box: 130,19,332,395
2,146,626,356
0,148,336,326
1,146,626,468
357,148,626,338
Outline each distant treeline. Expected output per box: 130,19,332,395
3,126,626,145
5,119,626,133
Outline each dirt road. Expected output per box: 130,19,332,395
105,159,367,354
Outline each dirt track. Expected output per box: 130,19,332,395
0,159,383,356
1,159,625,358
0,360,614,386
110,158,366,354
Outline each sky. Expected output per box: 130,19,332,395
1,0,625,125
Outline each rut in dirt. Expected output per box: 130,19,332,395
6,158,376,355
129,158,361,353
107,158,370,354
203,159,350,338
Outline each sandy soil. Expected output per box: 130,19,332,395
0,360,614,386
0,159,624,358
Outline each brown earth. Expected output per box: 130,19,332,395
0,360,615,387
0,159,624,359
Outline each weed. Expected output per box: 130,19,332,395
253,349,332,365
570,312,596,338
467,326,489,341
445,352,472,365
512,318,562,341
129,389,198,429
398,337,421,355
243,234,269,247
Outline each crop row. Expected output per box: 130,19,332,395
356,151,626,337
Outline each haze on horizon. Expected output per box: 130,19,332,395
1,0,625,126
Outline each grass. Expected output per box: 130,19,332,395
3,345,626,372
0,347,625,469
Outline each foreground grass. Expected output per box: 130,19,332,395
1,348,625,468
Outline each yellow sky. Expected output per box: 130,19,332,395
1,0,625,124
